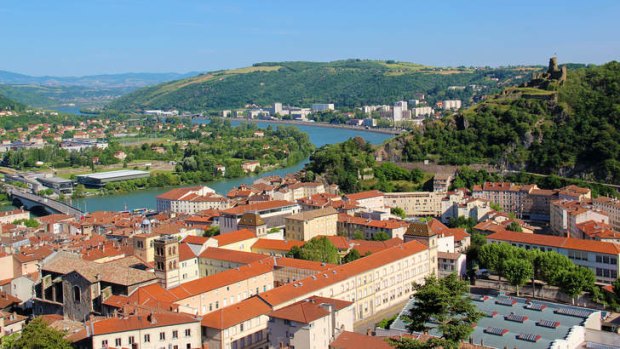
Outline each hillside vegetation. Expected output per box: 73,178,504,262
106,60,532,111
0,93,25,111
378,61,620,184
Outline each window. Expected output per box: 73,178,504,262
185,329,191,337
101,340,108,347
173,330,178,339
128,336,134,344
144,334,150,342
73,286,81,303
115,338,121,347
160,332,166,341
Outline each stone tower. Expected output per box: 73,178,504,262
154,235,180,289
403,220,439,276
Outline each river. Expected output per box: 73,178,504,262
70,121,392,212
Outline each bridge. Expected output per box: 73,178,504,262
7,189,84,217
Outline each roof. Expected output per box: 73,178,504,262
405,219,448,238
178,243,196,261
338,214,409,230
344,190,383,201
0,291,21,308
487,230,620,255
285,207,338,221
221,200,297,216
92,312,199,335
199,247,268,264
252,239,304,252
330,331,393,349
269,296,352,324
258,240,428,307
201,296,272,330
212,229,257,246
42,252,158,286
274,257,335,271
237,212,265,227
169,260,273,300
155,186,202,200
76,170,149,180
442,228,470,241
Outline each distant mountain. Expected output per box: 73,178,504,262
0,70,201,88
106,60,536,112
0,70,201,109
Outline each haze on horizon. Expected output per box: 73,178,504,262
1,0,619,76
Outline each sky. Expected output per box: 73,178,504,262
1,0,619,76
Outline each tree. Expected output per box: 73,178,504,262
506,221,523,232
503,258,533,296
613,278,620,301
297,236,340,264
479,243,514,281
489,202,502,211
352,230,365,240
559,266,596,305
407,274,482,349
203,226,220,237
372,231,390,241
343,249,361,263
391,207,407,219
13,317,73,349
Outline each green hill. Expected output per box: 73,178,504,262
376,60,620,184
106,60,533,112
0,93,25,112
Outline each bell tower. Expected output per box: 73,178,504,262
154,236,180,289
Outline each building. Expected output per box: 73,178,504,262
337,214,409,240
268,296,353,349
156,186,230,214
0,209,30,224
384,192,443,217
343,190,385,211
75,312,202,349
154,236,181,289
433,173,453,192
442,100,462,110
36,176,74,195
241,161,260,173
284,207,338,241
486,230,620,284
311,103,335,112
412,106,433,117
550,200,609,237
219,200,301,234
593,197,620,231
76,170,150,188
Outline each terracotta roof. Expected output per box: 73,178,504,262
338,214,409,230
274,257,335,271
212,229,257,246
487,231,620,255
252,239,304,252
269,296,352,324
13,246,54,263
182,235,210,245
92,312,199,335
258,240,428,307
221,200,297,216
155,186,202,200
330,331,393,349
344,190,383,201
442,228,470,241
285,207,338,221
576,220,620,240
199,247,268,265
170,260,273,300
0,291,21,308
201,296,272,330
179,243,196,261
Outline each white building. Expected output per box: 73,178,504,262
311,103,335,112
156,186,231,214
442,100,462,110
412,106,434,117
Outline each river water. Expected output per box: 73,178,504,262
70,120,392,212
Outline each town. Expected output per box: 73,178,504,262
0,161,619,348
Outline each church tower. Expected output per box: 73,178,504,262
154,236,180,289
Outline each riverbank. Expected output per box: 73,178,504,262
207,117,404,135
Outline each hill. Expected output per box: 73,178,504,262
106,60,534,112
0,93,25,112
376,59,620,184
0,70,200,109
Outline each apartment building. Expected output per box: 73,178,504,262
473,182,564,220
384,192,443,216
284,207,338,241
268,296,353,349
156,186,231,214
0,209,29,224
200,240,431,349
219,201,301,234
593,197,620,231
550,200,609,236
433,173,453,192
337,214,409,240
343,190,385,211
273,182,325,201
198,248,268,276
486,230,620,284
75,312,202,349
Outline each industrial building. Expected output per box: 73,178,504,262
76,170,150,188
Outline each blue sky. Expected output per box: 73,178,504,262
1,0,619,76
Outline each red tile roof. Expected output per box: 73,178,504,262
344,190,383,201
199,247,268,264
179,243,196,261
269,296,352,324
221,200,297,216
92,311,199,335
252,239,304,252
487,230,620,255
330,331,393,349
337,214,409,230
258,240,428,307
201,296,272,330
212,229,256,246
